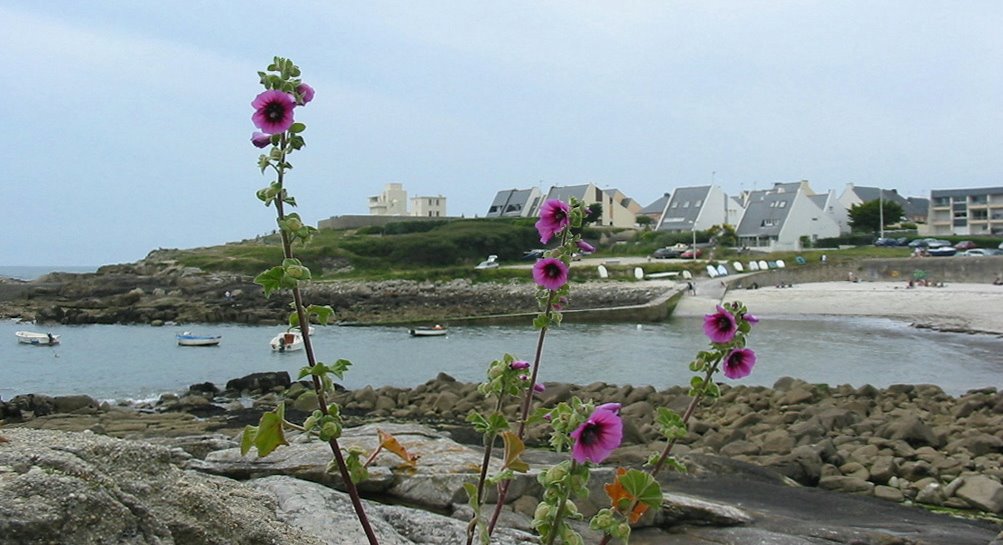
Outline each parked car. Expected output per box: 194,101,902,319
874,237,907,247
909,238,950,248
651,243,689,259
680,248,703,259
474,255,500,269
927,246,957,257
954,240,977,250
961,249,991,256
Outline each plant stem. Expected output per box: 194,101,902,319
487,290,556,535
273,136,380,545
465,396,506,545
544,461,578,545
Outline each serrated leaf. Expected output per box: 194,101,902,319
604,467,659,523
344,449,369,484
308,304,334,325
253,405,288,457
378,429,419,469
467,410,491,434
254,266,285,298
500,431,529,473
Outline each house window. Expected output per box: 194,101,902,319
694,200,702,207
761,219,777,227
489,205,499,213
670,202,678,208
682,201,690,208
778,201,787,208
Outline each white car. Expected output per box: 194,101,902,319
474,255,499,270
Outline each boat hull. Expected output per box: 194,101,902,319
15,331,59,346
409,327,447,337
176,335,222,347
270,332,304,352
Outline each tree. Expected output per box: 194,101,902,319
848,199,904,233
706,224,738,247
635,215,654,230
585,203,603,225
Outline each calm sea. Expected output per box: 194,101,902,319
3,317,1001,401
0,265,98,281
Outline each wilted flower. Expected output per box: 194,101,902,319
577,240,595,253
297,83,315,104
510,360,530,370
570,406,623,464
252,89,296,134
533,258,569,291
703,305,738,343
722,348,757,379
251,131,272,148
535,199,571,244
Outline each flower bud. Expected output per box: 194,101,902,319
509,360,530,370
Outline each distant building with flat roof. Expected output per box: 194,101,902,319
928,187,1003,236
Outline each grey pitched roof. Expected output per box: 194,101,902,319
486,188,539,216
658,186,711,230
808,194,828,209
546,184,596,203
852,187,908,207
640,193,671,214
736,191,796,236
904,197,929,218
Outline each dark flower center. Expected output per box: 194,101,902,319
579,422,599,445
545,264,562,278
714,315,732,331
265,101,287,121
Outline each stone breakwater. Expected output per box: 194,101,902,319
0,259,663,325
4,372,1003,518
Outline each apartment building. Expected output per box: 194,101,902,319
928,187,1003,236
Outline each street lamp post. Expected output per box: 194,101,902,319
878,189,884,239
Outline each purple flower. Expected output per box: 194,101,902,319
510,360,530,370
297,83,315,104
570,407,623,464
703,305,738,343
722,348,757,379
533,383,546,393
577,240,595,253
742,312,759,325
251,90,296,134
596,402,621,414
535,199,571,244
251,131,272,148
533,258,569,291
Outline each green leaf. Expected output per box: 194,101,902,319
664,455,688,474
289,122,306,133
617,469,663,508
308,305,334,325
253,404,288,457
330,359,352,379
254,266,285,298
467,410,491,434
533,314,549,329
240,425,258,456
463,482,479,506
344,449,369,484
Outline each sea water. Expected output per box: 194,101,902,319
2,316,1000,401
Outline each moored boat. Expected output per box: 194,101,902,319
16,331,60,346
409,325,447,337
176,332,222,347
270,331,304,352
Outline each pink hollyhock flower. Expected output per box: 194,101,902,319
251,131,272,148
570,406,623,464
252,90,296,134
533,258,569,291
577,240,595,253
596,402,621,414
742,312,759,325
510,360,530,370
533,383,546,393
703,305,738,343
722,348,757,379
297,83,315,104
535,199,571,244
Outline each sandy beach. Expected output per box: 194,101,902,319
672,279,1003,336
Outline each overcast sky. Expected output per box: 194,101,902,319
3,1,1001,266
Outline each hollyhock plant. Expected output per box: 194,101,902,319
251,89,296,134
723,347,757,379
297,83,315,104
532,258,569,291
570,406,624,464
535,199,571,243
703,304,738,343
577,240,596,253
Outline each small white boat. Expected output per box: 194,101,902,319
409,325,447,337
16,331,60,346
270,331,304,352
176,332,222,347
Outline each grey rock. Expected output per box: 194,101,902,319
818,476,874,495
877,414,940,447
956,475,1003,513
251,475,533,545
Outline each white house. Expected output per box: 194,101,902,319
544,183,638,228
655,186,729,233
411,195,447,217
736,181,840,250
368,183,409,216
808,190,851,234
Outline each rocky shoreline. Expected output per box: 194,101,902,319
4,372,1003,524
0,258,664,325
